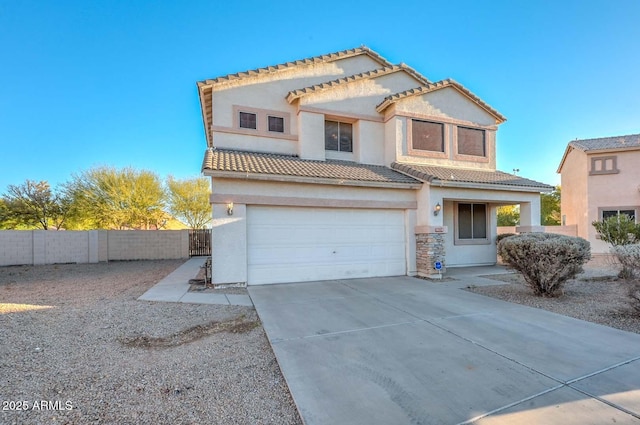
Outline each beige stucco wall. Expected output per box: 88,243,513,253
299,72,420,116
587,149,640,253
560,148,589,240
382,89,499,170
423,186,542,267
209,177,419,284
393,87,497,127
561,148,640,253
211,55,384,152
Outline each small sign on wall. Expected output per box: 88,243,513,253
435,227,445,233
434,261,442,270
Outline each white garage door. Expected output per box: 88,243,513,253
247,206,406,285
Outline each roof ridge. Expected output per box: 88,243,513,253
198,46,393,87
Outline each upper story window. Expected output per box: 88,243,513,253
411,120,444,152
239,112,257,129
325,121,353,152
268,116,284,133
590,156,619,175
457,127,485,157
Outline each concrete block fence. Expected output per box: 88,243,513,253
0,230,190,266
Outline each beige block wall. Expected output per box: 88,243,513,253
0,230,190,266
107,231,189,261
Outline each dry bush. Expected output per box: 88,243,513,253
497,233,591,297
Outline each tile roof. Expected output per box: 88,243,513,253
285,64,431,103
376,79,507,123
202,149,421,187
391,163,552,190
568,133,640,151
197,46,392,88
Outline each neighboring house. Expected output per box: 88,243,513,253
198,47,552,285
558,133,640,254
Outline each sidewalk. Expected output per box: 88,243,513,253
138,257,253,306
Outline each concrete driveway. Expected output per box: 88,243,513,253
248,269,640,425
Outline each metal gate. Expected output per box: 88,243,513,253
189,229,212,256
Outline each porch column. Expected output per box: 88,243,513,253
516,200,544,233
415,226,447,279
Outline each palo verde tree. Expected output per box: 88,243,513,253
166,176,211,229
66,166,167,230
1,180,71,230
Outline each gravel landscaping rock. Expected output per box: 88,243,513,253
467,264,640,335
0,260,301,425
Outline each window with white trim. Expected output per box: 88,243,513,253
325,120,353,152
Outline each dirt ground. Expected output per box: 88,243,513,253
468,267,640,335
0,260,301,425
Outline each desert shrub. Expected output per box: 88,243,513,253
497,233,591,297
495,233,517,244
611,244,640,279
629,282,640,314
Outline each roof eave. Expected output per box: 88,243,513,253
556,145,574,173
427,179,553,193
202,169,422,190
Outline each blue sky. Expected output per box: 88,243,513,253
1,0,639,192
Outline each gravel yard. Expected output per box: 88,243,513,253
467,264,640,335
0,260,301,425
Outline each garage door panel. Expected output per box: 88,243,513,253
247,206,406,285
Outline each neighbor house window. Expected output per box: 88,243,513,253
456,203,488,243
590,156,619,175
268,116,284,133
411,120,444,152
239,112,257,129
602,209,636,221
325,120,353,152
457,127,485,157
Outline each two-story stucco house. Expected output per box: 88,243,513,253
558,133,640,254
197,47,551,285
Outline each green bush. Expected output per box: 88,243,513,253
497,233,591,297
592,214,640,246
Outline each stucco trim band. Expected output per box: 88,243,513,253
211,194,417,210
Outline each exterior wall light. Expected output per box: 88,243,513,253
433,202,441,216
227,202,234,216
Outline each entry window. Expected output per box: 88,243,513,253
411,119,444,152
456,203,488,244
602,209,636,221
325,120,353,152
239,112,257,129
457,127,485,157
268,116,284,133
